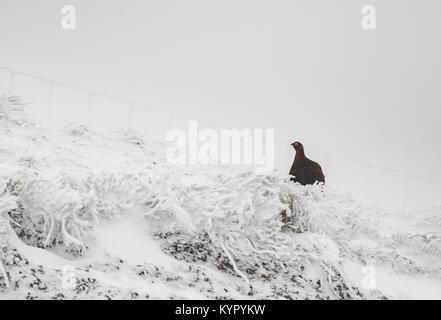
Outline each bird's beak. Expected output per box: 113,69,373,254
291,143,295,147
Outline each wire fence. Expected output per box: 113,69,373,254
1,66,440,210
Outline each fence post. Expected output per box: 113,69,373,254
128,103,134,129
403,174,410,208
8,71,14,95
324,153,331,182
47,82,54,118
86,93,94,126
365,165,372,204
169,113,174,130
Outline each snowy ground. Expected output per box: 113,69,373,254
1,95,441,300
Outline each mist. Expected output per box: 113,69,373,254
1,0,440,209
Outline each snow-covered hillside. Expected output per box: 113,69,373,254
1,95,441,300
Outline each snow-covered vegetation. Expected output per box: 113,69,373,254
1,95,441,299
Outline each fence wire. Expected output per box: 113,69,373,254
1,66,440,210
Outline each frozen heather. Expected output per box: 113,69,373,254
1,96,441,300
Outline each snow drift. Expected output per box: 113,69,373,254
1,94,441,299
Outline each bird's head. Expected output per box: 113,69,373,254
291,141,303,151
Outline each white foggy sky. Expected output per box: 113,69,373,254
1,0,440,180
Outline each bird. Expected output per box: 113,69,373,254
289,141,325,185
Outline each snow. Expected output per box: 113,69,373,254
1,95,441,299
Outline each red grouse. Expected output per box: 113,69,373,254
289,141,325,185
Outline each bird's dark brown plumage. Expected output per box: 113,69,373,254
289,141,325,185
